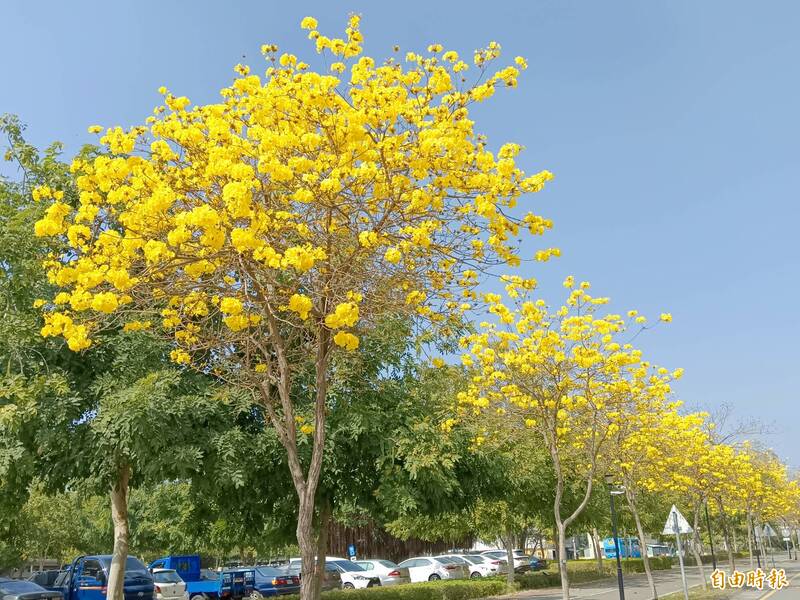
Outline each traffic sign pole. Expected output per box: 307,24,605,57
674,511,690,600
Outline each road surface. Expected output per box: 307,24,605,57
505,557,800,600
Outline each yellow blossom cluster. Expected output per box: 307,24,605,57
32,15,554,385
454,278,675,462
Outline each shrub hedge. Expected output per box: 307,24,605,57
515,557,672,590
282,558,675,600
296,579,510,600
566,557,672,574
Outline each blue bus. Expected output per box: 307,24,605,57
602,537,641,559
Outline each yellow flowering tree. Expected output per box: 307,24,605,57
610,399,693,599
631,410,716,588
455,278,672,600
32,15,555,600
732,446,796,568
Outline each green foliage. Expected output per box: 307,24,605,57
287,579,509,600
515,558,673,589
565,557,672,575
515,572,564,589
0,118,250,565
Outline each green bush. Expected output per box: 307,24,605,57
515,557,672,589
650,557,674,570
516,572,563,590
565,558,672,575
678,554,720,566
307,579,510,600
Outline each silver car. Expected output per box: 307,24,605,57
353,560,411,586
397,556,467,582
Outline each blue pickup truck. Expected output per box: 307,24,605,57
52,555,154,600
148,556,254,600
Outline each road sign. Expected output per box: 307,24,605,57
347,544,357,559
663,505,693,535
764,524,777,538
663,506,691,600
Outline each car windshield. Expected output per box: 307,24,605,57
435,557,454,564
99,557,148,572
443,556,467,564
377,561,398,569
513,551,529,557
200,570,219,581
328,561,365,573
153,571,183,584
464,556,485,564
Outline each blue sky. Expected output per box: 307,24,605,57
3,1,798,466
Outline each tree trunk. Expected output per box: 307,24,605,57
746,511,755,569
691,503,707,589
548,444,595,600
716,498,735,570
312,500,331,600
297,494,318,600
503,528,516,587
592,527,604,575
626,488,657,599
757,521,769,568
259,320,331,600
556,521,570,600
107,464,130,600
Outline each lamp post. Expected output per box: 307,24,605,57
605,474,625,600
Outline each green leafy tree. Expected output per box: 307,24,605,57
0,118,228,600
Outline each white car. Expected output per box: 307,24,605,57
449,555,507,578
151,569,188,600
397,557,467,582
353,560,411,586
288,557,380,589
481,550,529,571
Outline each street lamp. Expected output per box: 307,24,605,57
605,474,626,600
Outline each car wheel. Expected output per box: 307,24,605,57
191,595,208,600
428,574,441,581
343,583,355,589
250,592,264,600
470,572,482,579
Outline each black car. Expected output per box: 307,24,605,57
0,578,63,600
27,572,61,588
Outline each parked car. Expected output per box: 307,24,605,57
250,566,300,598
449,555,506,578
0,578,63,600
28,572,62,588
396,557,466,582
149,555,254,600
53,556,154,600
480,550,530,572
288,558,379,590
352,561,410,586
527,556,546,571
282,564,340,592
152,569,188,600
